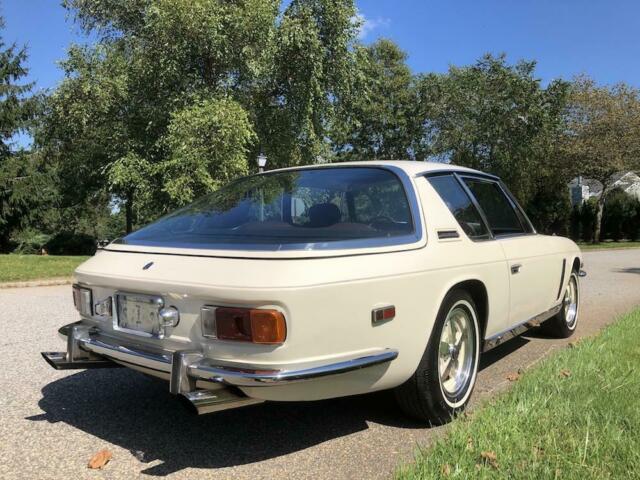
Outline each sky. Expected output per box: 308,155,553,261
2,0,639,96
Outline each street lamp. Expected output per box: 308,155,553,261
257,153,267,173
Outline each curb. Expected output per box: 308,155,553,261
0,278,73,289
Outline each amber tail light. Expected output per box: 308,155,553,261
214,307,287,344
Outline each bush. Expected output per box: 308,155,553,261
10,229,52,254
45,232,97,256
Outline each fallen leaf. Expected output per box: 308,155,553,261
466,437,474,451
441,463,451,476
88,449,112,470
560,369,571,378
506,372,520,382
480,450,499,469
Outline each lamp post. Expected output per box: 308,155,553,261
257,152,267,173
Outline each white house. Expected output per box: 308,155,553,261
568,171,640,206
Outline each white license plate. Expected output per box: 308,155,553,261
116,293,164,335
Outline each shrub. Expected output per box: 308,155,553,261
45,232,97,256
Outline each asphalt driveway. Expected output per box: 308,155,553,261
0,249,638,479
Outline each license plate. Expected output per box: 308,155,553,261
116,293,164,336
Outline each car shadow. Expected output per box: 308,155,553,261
615,267,640,275
479,335,530,370
29,368,425,476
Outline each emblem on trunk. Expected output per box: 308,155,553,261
142,262,154,270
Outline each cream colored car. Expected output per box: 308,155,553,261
42,161,583,424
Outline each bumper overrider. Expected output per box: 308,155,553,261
42,322,398,414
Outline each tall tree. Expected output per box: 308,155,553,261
39,0,360,233
333,39,417,161
254,0,359,167
0,18,39,250
562,76,640,242
416,54,569,207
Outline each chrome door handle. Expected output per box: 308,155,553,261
511,264,522,274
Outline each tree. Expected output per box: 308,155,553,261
562,76,640,242
38,0,360,233
0,18,40,251
332,39,417,161
254,0,359,167
415,54,569,208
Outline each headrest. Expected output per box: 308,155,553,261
307,203,341,227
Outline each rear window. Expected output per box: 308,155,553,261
117,167,415,250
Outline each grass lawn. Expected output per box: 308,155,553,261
397,308,640,479
579,241,640,251
0,254,89,283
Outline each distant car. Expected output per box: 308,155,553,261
43,161,584,424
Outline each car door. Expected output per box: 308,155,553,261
461,176,561,327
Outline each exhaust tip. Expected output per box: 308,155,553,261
179,389,263,415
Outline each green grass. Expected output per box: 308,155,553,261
0,254,89,283
397,308,640,480
578,241,640,251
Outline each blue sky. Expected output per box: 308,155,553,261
2,0,639,93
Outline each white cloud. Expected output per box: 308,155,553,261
353,12,390,40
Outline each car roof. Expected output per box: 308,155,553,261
267,160,495,179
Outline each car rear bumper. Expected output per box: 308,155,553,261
42,322,398,413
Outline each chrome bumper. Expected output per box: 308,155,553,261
42,323,398,411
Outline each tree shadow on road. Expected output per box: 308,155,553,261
28,369,425,476
615,267,640,275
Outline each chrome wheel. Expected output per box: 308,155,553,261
438,304,476,400
563,274,578,329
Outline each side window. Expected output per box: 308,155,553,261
428,175,490,240
463,178,525,236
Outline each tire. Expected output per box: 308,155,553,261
395,289,480,424
542,271,579,338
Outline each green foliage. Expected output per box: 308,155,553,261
161,97,254,206
333,39,418,161
416,54,570,206
10,228,51,254
562,77,640,241
0,17,43,251
602,189,640,241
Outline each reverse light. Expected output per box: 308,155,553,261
201,306,286,344
72,284,93,317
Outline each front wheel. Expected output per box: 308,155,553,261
395,290,480,424
542,271,579,338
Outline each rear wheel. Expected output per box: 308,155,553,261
542,271,579,338
395,290,480,424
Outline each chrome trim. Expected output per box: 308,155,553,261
190,349,399,386
110,165,424,252
578,270,587,277
482,303,562,351
47,323,399,387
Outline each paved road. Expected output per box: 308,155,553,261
1,249,639,479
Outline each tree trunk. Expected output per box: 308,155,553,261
125,194,133,234
593,194,605,244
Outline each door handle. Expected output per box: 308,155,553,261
511,264,522,274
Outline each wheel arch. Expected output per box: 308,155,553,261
445,279,489,342
572,256,581,273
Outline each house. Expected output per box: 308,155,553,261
568,171,640,206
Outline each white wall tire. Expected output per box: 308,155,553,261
542,271,579,338
395,289,480,424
